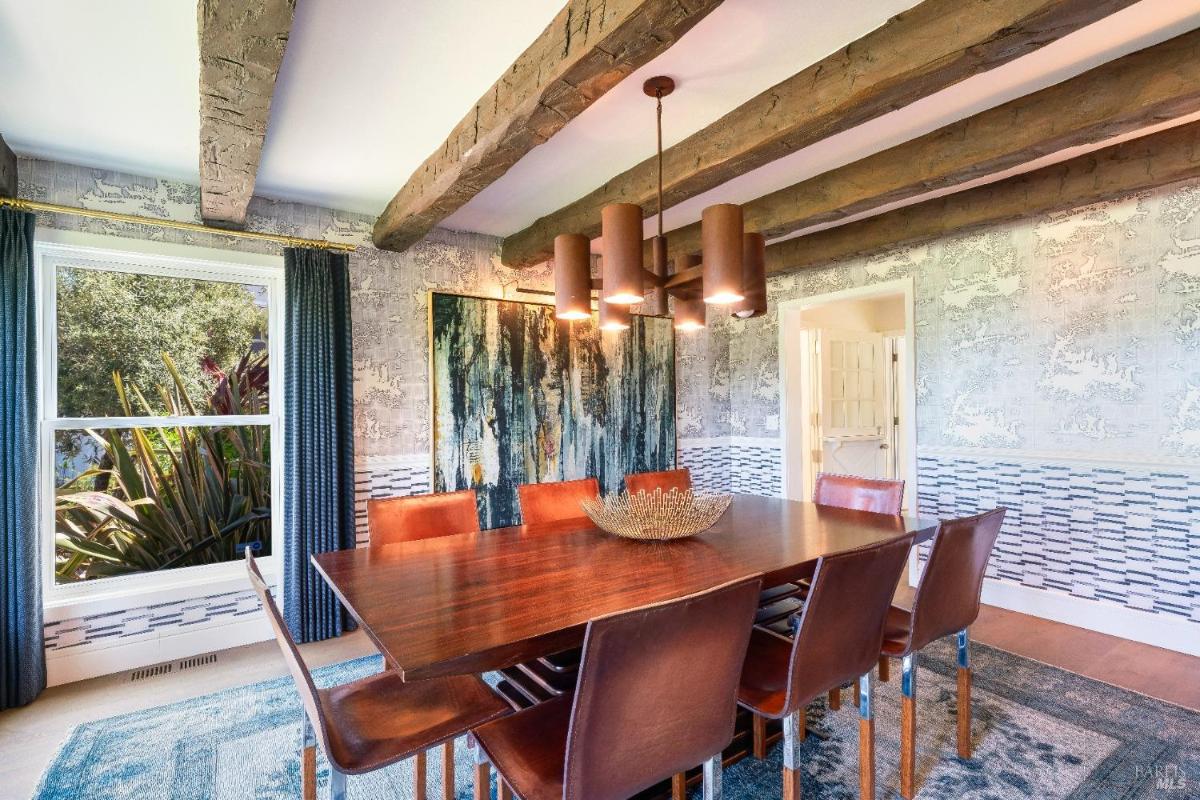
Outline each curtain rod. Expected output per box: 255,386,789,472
0,196,358,252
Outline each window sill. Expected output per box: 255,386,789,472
43,557,278,623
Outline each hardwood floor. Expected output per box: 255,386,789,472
969,603,1200,709
895,585,1200,709
0,602,1195,800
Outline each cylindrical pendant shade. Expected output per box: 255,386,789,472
601,203,645,305
672,254,705,331
554,233,592,320
598,296,631,331
701,203,744,305
674,295,706,331
732,232,767,319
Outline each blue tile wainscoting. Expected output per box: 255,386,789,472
914,448,1200,651
353,454,433,545
677,438,733,493
44,590,263,654
677,436,784,496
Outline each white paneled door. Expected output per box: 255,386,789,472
818,329,887,479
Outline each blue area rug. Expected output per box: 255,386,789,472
33,640,1199,799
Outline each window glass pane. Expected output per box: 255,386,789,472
56,266,269,417
54,425,271,584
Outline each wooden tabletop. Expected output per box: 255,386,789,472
312,494,938,680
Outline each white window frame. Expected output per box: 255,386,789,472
36,230,285,618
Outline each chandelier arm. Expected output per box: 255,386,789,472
663,265,703,289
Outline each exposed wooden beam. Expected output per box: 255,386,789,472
198,0,295,228
649,28,1200,263
0,134,15,198
371,0,725,253
501,0,1139,268
763,120,1200,274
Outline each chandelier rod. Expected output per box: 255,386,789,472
655,86,664,239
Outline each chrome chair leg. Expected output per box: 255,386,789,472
782,709,803,800
858,672,875,800
330,768,348,800
900,654,916,799
957,629,972,759
702,753,722,800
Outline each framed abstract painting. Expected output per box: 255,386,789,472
430,292,676,529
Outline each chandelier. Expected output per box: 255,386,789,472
552,76,767,331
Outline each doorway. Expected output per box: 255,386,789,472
778,278,917,513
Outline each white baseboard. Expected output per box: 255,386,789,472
46,616,273,687
910,559,1198,657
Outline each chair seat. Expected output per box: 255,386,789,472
754,597,804,626
758,583,804,605
473,694,573,800
320,671,510,774
538,647,583,673
736,627,796,718
881,605,913,656
760,618,796,638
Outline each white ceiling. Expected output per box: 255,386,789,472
0,1,200,182
2,0,1199,242
255,0,567,214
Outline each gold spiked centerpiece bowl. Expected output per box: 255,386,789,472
580,488,732,541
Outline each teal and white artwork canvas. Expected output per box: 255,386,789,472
430,292,676,529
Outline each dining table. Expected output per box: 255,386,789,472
311,494,939,682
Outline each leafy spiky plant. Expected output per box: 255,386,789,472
54,352,272,583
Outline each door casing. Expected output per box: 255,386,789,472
777,278,918,514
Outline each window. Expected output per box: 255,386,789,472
38,235,283,603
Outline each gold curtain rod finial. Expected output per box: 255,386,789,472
0,196,357,253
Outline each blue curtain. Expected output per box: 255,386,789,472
1,207,44,709
283,247,356,643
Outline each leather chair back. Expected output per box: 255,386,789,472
624,468,692,495
245,551,331,753
784,534,913,709
813,473,904,515
563,577,761,800
517,478,600,525
908,508,1006,652
367,489,479,546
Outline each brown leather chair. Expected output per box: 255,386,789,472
245,551,509,800
757,473,906,708
514,479,603,683
517,477,601,525
814,473,905,515
881,508,1006,799
472,576,762,800
367,489,480,546
624,468,692,495
740,534,914,800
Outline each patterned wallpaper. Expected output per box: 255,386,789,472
720,182,1200,458
17,157,555,461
